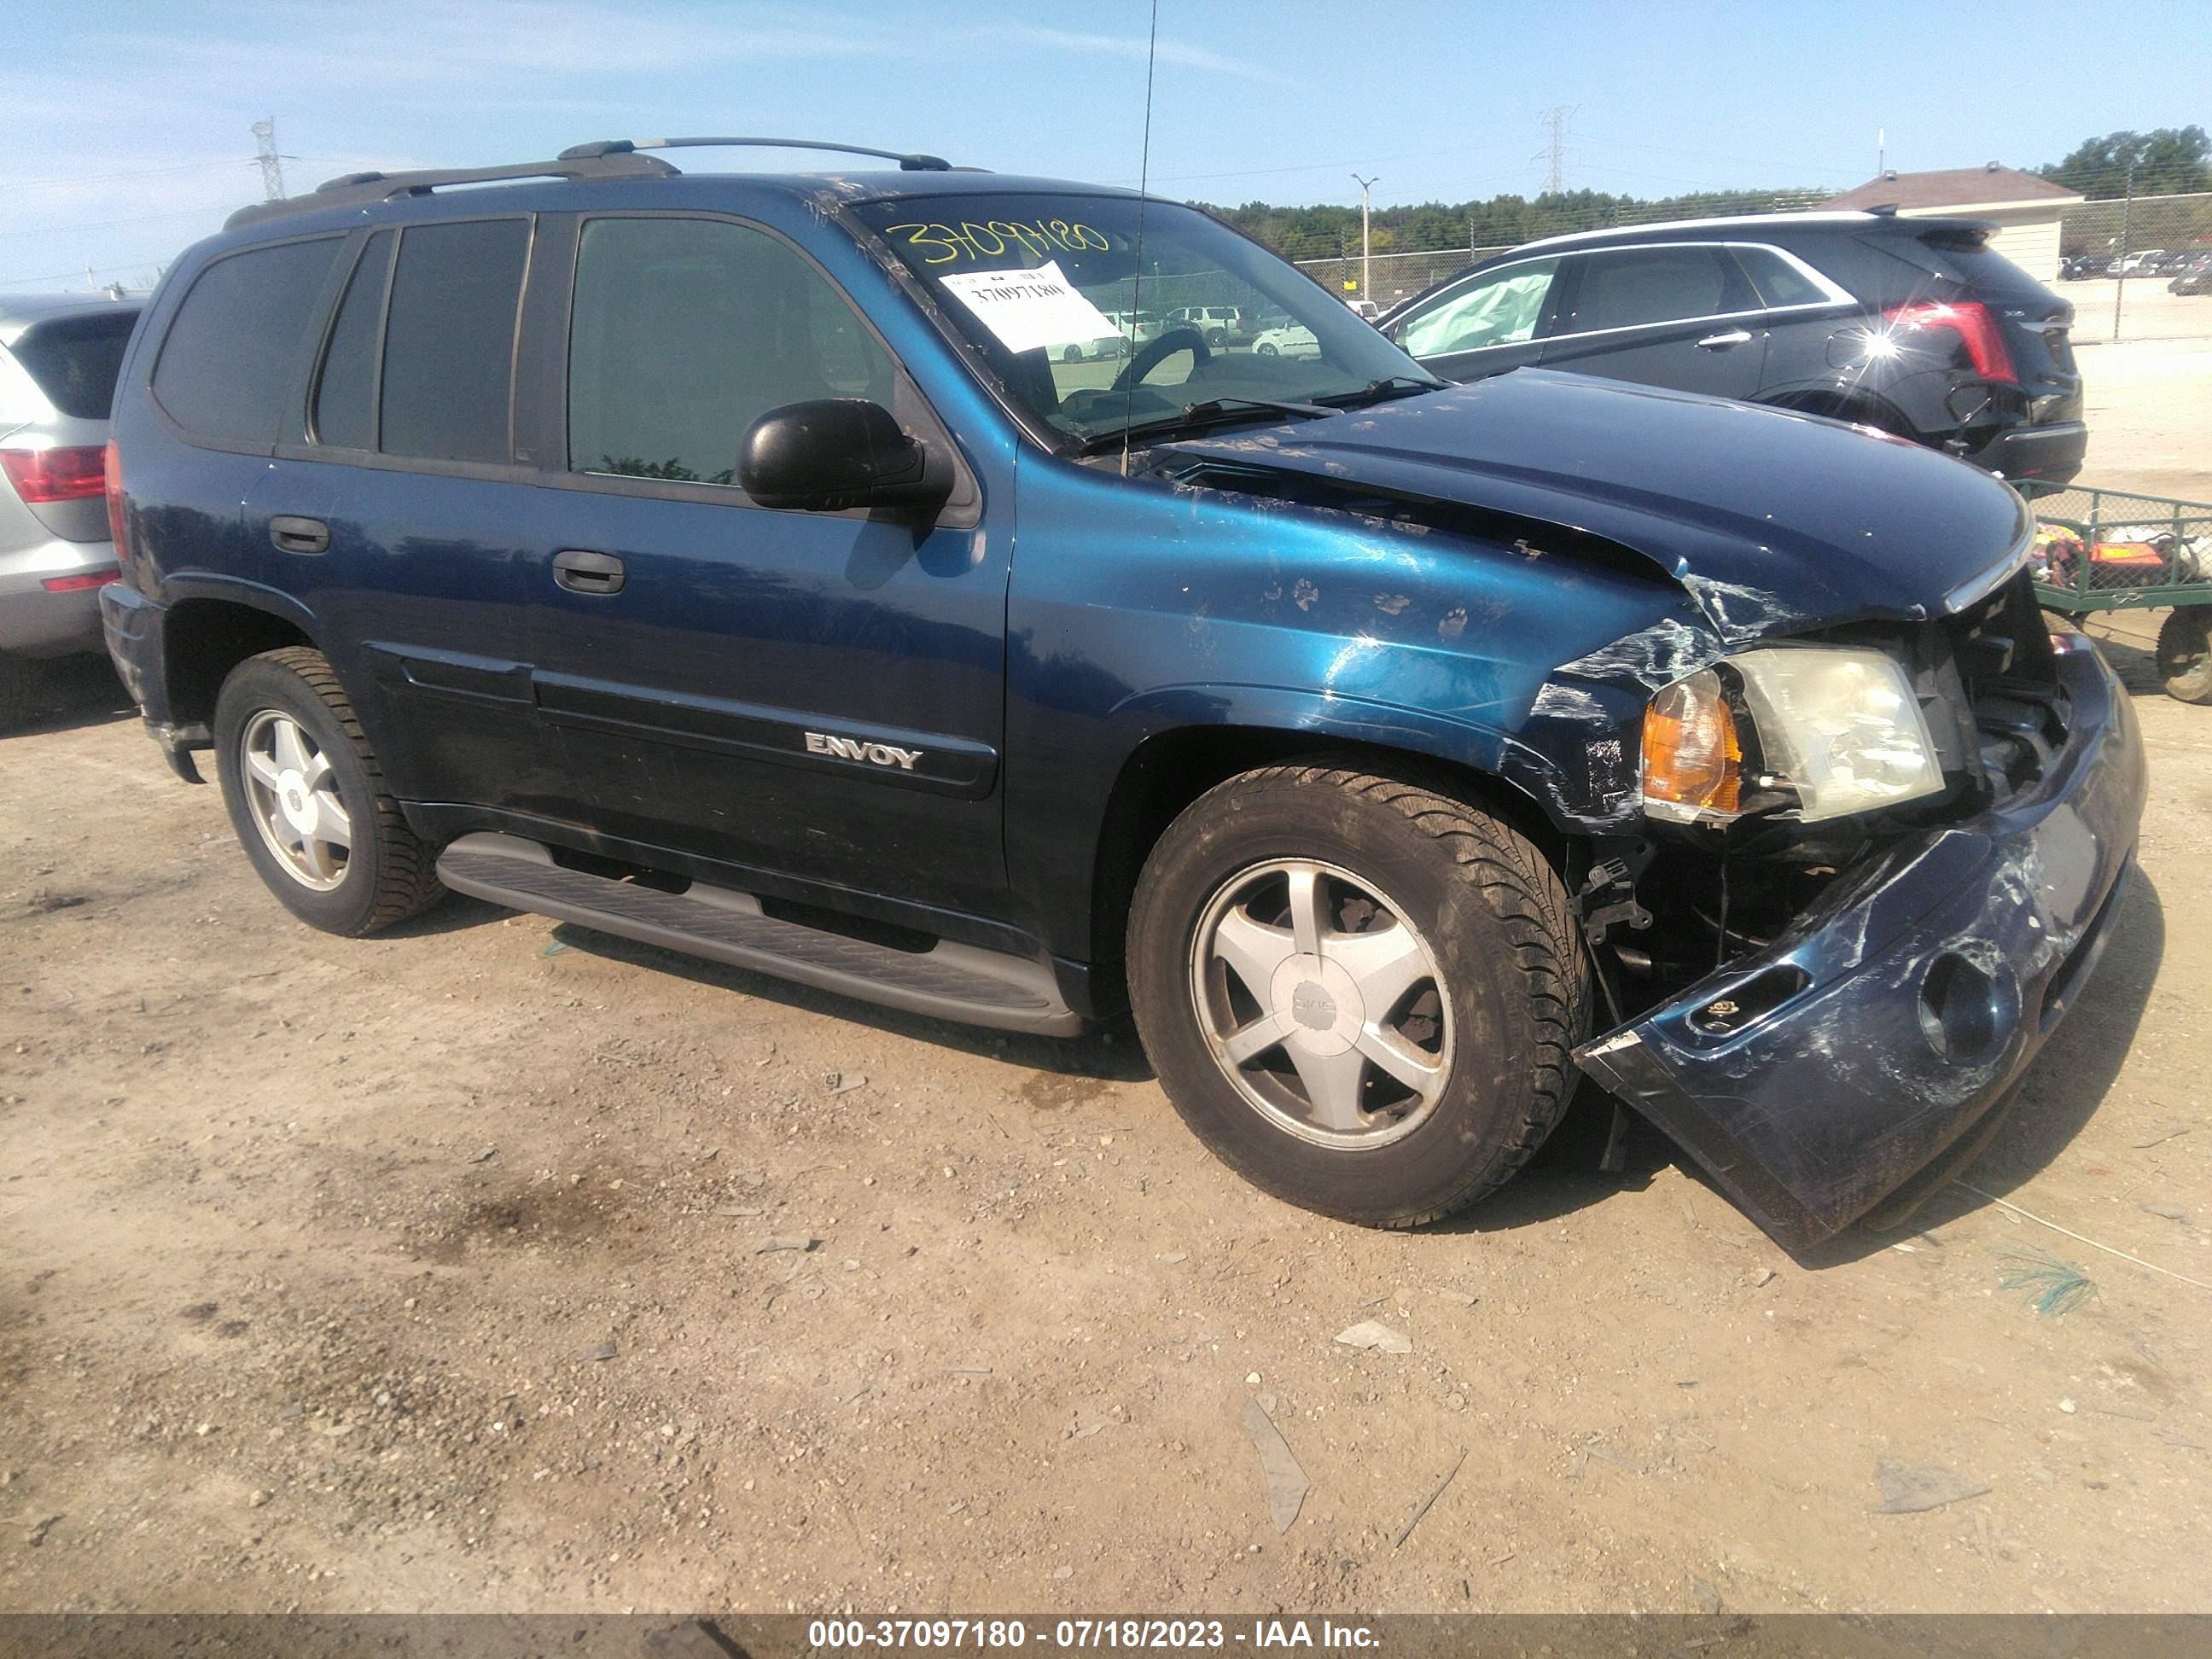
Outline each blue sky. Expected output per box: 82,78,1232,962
3,0,2203,291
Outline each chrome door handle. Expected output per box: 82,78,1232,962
1696,329,1753,350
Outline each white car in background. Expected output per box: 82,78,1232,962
1054,329,1131,364
1099,310,1167,348
1250,321,1320,358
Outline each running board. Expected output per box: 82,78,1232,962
435,833,1081,1037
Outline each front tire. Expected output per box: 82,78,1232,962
1128,761,1586,1228
213,647,445,934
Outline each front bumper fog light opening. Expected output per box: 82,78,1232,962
1917,952,2012,1066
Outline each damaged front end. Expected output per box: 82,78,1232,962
1575,572,2145,1249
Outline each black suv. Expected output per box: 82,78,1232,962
1380,212,2087,483
99,141,2142,1251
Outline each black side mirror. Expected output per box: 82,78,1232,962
737,399,952,516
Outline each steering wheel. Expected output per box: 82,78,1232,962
1110,326,1211,393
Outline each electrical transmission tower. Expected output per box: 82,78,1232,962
251,118,287,201
1534,106,1574,195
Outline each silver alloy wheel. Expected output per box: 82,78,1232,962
239,708,352,891
1188,859,1452,1148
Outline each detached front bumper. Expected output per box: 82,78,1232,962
1576,638,2145,1251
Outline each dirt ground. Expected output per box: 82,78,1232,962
4,356,2210,1620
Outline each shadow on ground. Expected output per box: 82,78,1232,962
5,654,134,738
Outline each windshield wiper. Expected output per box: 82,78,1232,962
1312,375,1447,409
1072,396,1331,457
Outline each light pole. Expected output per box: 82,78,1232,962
1351,173,1378,305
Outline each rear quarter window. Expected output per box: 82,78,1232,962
9,311,139,420
1924,240,2058,304
1873,231,2054,306
377,218,531,464
153,237,342,449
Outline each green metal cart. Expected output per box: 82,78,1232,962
2017,480,2212,703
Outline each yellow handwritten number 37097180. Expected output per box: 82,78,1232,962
881,218,1113,266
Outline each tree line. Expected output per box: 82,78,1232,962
1200,127,2209,262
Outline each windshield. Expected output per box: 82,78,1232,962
853,193,1431,448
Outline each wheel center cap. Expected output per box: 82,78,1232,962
1267,953,1365,1057
1290,981,1337,1031
276,768,316,832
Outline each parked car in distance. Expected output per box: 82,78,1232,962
1098,308,1166,346
1163,305,1246,346
2172,258,2212,297
1379,210,2087,483
1345,298,1382,322
2058,254,2104,281
1,291,142,730
1250,321,1319,358
1054,328,1129,364
102,139,2143,1253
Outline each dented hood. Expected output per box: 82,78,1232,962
1162,369,2030,643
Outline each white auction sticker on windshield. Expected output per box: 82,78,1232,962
938,260,1119,356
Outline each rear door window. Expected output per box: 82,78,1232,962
1729,247,1833,309
1563,246,1751,334
378,218,531,464
10,311,139,420
1398,258,1561,358
153,237,342,448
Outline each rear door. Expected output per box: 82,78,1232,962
515,210,1010,918
1386,254,1563,381
253,216,552,815
1538,243,1769,399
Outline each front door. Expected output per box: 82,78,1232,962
519,212,1010,919
1536,245,1770,400
1388,253,1563,383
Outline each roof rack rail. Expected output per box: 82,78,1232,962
560,137,952,172
223,148,679,230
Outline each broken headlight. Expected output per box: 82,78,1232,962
1641,647,1942,825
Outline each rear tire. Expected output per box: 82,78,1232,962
1127,760,1586,1228
2157,605,2212,703
213,646,445,934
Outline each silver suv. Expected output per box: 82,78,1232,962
0,293,139,728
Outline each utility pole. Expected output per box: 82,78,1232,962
252,117,287,202
1351,173,1378,305
1534,106,1573,195
2113,159,2134,344
1877,126,1886,173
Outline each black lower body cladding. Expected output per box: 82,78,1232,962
1575,638,2145,1250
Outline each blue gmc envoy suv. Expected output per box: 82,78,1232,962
100,139,2145,1250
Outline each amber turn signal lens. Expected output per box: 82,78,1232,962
1641,670,1741,819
